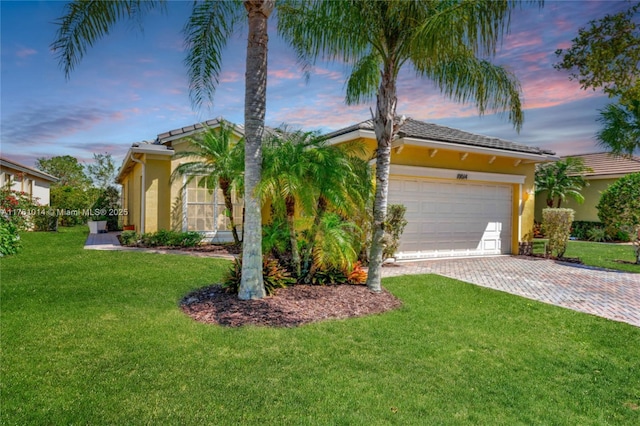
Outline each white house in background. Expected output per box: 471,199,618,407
0,157,58,205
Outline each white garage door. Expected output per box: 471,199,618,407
388,177,513,260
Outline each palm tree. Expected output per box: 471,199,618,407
171,123,244,245
279,1,528,292
260,129,372,281
597,101,640,157
52,0,274,299
260,129,318,278
535,158,590,208
301,141,372,282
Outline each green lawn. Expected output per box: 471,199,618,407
2,227,639,425
565,241,640,273
533,239,640,273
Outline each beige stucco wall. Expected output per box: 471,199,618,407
144,155,172,233
1,166,53,205
534,177,618,223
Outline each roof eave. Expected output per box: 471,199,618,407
116,145,174,184
325,128,557,162
0,158,59,182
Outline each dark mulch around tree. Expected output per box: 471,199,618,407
180,284,402,327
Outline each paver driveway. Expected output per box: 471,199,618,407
381,256,640,328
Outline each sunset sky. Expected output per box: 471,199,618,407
0,1,630,168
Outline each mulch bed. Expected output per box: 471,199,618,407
180,284,402,328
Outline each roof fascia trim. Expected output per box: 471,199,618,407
390,164,526,184
0,159,59,182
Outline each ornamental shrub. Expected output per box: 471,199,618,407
137,230,203,248
120,230,139,246
0,188,40,230
542,208,575,258
0,212,21,256
223,256,295,296
383,204,408,261
597,172,640,264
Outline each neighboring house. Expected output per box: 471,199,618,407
0,157,58,205
117,117,556,258
534,152,640,223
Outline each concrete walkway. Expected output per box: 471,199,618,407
85,234,640,328
382,256,640,328
83,232,236,259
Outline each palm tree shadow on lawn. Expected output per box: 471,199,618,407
180,284,402,327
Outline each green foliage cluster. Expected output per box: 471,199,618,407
260,129,373,284
596,100,640,157
0,188,39,231
570,221,630,242
0,188,45,256
535,158,590,208
121,230,203,248
0,213,21,256
383,204,408,261
223,257,295,296
597,172,640,263
555,2,640,106
542,208,575,258
90,186,120,231
36,155,122,228
555,3,640,156
570,221,602,240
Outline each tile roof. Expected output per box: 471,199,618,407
155,117,244,144
325,117,556,156
563,152,640,177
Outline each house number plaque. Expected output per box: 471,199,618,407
456,173,468,180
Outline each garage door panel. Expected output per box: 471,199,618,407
391,176,512,259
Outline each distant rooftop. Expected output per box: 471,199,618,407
325,117,556,156
564,152,640,177
0,157,58,182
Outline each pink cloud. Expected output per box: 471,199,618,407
16,47,37,58
269,68,300,80
502,31,543,51
314,67,343,81
219,70,242,84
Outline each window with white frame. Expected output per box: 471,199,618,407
184,177,243,233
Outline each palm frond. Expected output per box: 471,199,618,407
597,101,640,157
345,52,381,105
414,50,524,130
183,0,244,109
51,0,164,78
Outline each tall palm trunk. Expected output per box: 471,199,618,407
366,60,397,293
238,0,273,300
219,178,240,245
285,195,301,278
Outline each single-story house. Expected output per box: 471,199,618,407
117,117,556,259
534,152,640,223
0,157,58,205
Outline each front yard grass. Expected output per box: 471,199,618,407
2,227,639,424
534,239,640,273
564,241,640,273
